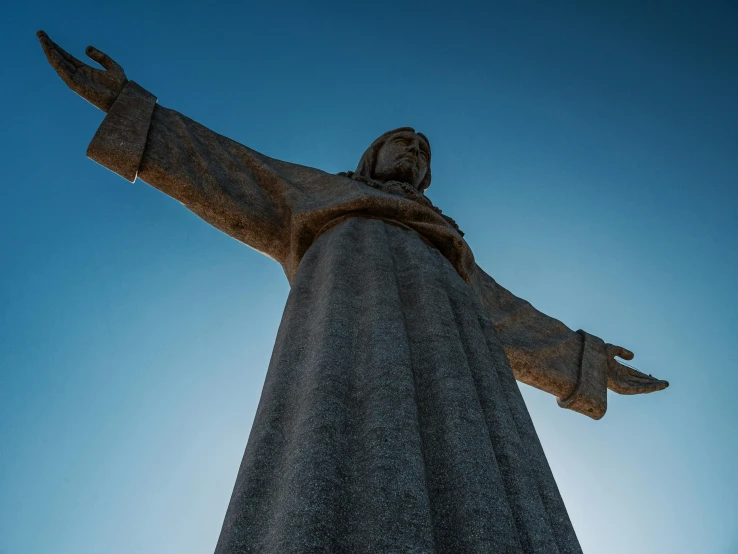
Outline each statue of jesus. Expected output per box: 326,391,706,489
38,31,668,554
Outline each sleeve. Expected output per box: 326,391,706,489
86,81,324,266
470,264,610,419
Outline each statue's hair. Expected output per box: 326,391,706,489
354,127,432,192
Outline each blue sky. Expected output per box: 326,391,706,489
1,1,736,552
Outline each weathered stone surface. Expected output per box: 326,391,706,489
216,217,581,553
87,81,156,182
38,31,670,554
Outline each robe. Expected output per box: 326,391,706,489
86,81,612,554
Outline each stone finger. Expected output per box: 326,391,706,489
47,48,78,79
85,46,124,75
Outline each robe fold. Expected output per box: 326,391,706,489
86,81,613,553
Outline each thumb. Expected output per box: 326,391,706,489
85,46,125,75
607,343,634,361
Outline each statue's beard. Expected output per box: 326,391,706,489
375,159,423,189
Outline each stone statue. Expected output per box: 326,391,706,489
38,31,668,554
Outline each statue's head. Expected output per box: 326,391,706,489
354,127,432,192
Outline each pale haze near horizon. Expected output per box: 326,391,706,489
1,1,737,553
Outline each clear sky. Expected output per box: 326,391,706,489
1,1,736,553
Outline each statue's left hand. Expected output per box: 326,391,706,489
37,30,128,112
605,344,669,395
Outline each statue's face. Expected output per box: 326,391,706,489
372,131,430,189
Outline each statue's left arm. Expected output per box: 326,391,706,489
38,32,324,269
470,265,668,419
87,84,323,266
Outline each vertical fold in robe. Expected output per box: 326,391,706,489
216,219,583,553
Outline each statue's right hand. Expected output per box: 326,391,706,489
37,31,128,112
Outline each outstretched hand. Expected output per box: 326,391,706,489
37,31,128,112
605,344,669,395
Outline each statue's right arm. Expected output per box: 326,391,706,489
38,32,320,265
471,264,668,419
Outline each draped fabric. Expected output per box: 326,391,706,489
215,219,581,553
84,82,616,554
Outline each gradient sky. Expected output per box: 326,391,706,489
1,1,737,553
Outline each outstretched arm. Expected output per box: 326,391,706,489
471,265,668,419
38,31,322,267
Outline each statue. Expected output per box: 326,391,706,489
38,31,668,554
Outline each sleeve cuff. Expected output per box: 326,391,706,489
557,330,608,419
86,81,157,182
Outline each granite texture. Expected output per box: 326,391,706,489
87,81,157,182
216,217,582,553
38,33,670,554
